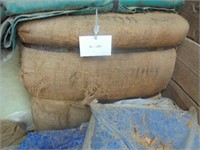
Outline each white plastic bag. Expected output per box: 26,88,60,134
0,46,34,130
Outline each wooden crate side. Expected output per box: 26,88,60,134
172,38,200,105
180,1,200,43
162,80,200,124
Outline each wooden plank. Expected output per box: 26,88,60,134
186,21,199,44
172,38,200,106
180,1,200,43
172,59,199,105
177,38,199,74
180,1,199,20
162,80,200,124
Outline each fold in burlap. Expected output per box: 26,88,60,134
0,120,26,149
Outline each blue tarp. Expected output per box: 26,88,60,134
19,98,200,150
83,98,200,150
19,123,88,150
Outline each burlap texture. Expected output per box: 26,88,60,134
0,120,26,149
31,97,91,130
18,13,189,48
20,46,176,101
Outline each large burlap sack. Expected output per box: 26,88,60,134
17,13,188,48
20,46,176,101
31,97,91,130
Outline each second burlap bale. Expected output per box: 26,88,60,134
20,45,176,101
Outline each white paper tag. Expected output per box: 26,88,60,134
79,35,112,57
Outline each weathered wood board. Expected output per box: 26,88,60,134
180,1,200,43
163,38,200,123
162,80,200,124
172,38,200,106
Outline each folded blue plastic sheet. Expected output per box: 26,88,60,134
19,123,88,150
83,98,200,150
0,0,184,62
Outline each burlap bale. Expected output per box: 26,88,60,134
0,120,26,149
20,45,176,101
17,13,189,48
31,97,91,130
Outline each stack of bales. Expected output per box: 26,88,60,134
17,5,189,130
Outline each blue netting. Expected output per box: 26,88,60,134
19,98,200,150
83,98,200,150
19,123,88,150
